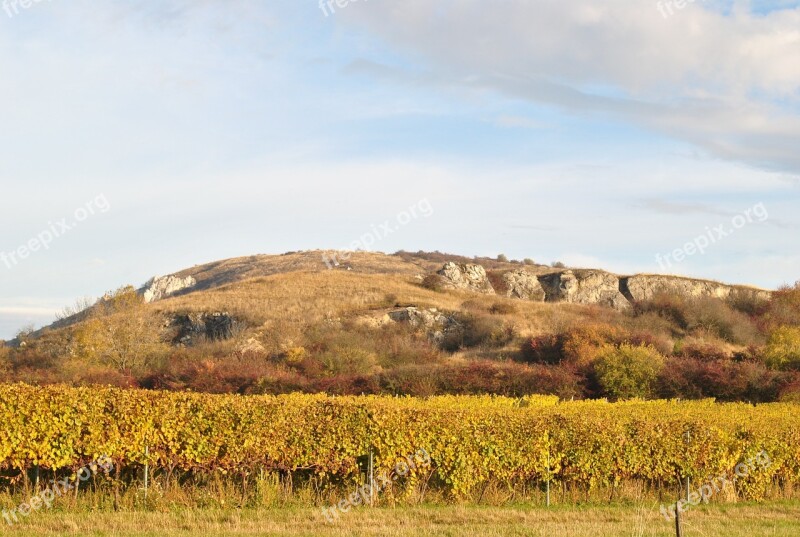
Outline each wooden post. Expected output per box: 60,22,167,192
144,446,149,501
546,450,551,507
368,446,375,507
675,503,683,537
684,430,691,502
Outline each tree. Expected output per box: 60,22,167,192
594,344,664,400
72,286,166,374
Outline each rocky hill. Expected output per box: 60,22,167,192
138,251,772,311
6,249,792,403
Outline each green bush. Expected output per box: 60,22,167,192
594,344,664,400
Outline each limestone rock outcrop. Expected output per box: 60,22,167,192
622,275,770,304
502,269,546,301
436,262,495,294
538,270,629,310
142,275,196,303
425,263,770,311
387,307,462,346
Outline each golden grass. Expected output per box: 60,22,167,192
4,503,800,536
153,269,606,348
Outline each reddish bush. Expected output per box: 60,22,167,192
520,333,563,364
657,357,782,402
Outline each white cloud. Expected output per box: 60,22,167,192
341,0,800,173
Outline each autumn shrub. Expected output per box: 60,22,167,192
778,379,800,402
519,333,563,364
70,286,168,374
593,344,664,400
489,301,518,315
633,293,689,329
763,326,800,370
426,361,583,398
685,296,762,345
561,323,628,367
727,289,770,316
485,271,509,295
765,281,800,328
675,336,731,361
440,313,514,351
421,274,448,292
626,330,674,356
657,357,783,402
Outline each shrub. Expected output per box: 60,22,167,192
486,271,509,295
727,290,770,317
766,282,800,328
496,254,508,262
657,357,783,402
634,293,689,329
763,326,800,370
523,258,535,265
593,344,664,400
421,274,447,292
675,337,731,361
561,323,628,367
685,296,762,345
440,313,514,352
489,302,518,315
551,261,566,268
519,334,563,365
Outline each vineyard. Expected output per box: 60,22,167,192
1,384,799,505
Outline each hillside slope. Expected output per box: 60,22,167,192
3,250,797,403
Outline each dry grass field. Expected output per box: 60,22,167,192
3,503,800,536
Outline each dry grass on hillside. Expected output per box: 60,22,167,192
155,270,606,343
168,251,435,291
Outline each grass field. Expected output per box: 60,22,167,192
4,502,800,536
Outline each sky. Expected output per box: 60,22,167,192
1,0,799,339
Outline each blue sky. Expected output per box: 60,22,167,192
1,0,799,338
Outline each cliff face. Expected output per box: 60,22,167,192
621,275,771,304
434,263,770,310
539,270,630,310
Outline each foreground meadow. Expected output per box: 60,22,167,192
3,503,800,536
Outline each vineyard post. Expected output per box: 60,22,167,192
546,449,551,507
684,430,690,502
144,446,149,500
368,446,375,507
675,503,683,537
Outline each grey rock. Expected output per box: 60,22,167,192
142,275,197,303
436,262,495,294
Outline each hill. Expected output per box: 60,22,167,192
1,250,798,402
